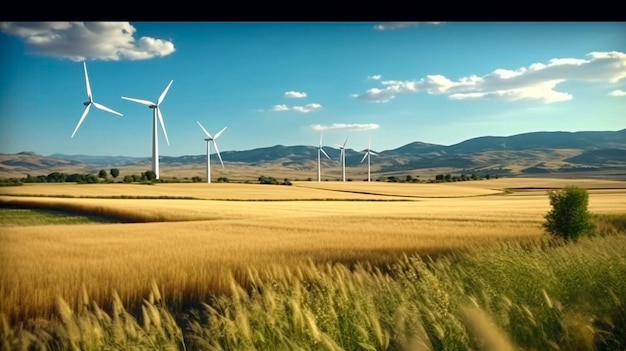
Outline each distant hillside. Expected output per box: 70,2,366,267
446,129,626,153
48,154,149,167
1,129,625,179
565,149,626,165
0,152,89,175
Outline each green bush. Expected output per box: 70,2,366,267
543,186,596,242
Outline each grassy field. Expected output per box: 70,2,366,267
1,177,625,349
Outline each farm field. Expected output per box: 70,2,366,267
1,177,626,349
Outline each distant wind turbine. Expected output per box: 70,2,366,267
317,134,331,182
121,80,173,180
72,62,123,138
360,139,378,182
197,121,226,184
335,135,349,182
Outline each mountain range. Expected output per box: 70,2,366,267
1,129,625,180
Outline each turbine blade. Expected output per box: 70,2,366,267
157,108,170,146
158,80,173,105
72,104,91,138
319,133,323,147
196,121,212,138
360,152,368,163
335,144,343,148
213,140,224,168
214,126,227,140
121,96,155,107
343,135,349,148
83,62,92,101
92,102,123,116
370,151,378,156
320,148,331,160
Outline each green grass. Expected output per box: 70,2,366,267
0,207,119,226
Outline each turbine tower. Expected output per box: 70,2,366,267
197,121,226,184
121,80,173,180
72,62,123,138
360,139,378,182
335,135,349,182
317,134,331,182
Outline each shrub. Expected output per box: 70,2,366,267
543,186,596,242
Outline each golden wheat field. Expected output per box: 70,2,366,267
1,177,625,322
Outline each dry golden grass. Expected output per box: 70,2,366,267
1,178,625,324
0,182,416,200
293,181,504,197
440,177,626,191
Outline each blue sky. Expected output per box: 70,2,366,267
1,22,625,157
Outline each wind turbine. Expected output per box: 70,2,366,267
360,139,378,182
196,121,226,184
121,80,173,180
335,135,349,182
317,134,331,182
72,62,123,138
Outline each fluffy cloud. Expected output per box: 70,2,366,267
608,89,626,96
367,74,382,80
353,51,626,104
271,104,290,112
311,123,380,132
271,103,322,113
374,22,444,31
0,22,175,61
293,103,322,113
284,91,307,98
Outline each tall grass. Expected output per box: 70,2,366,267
2,232,625,350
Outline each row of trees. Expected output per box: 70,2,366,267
21,169,122,184
258,176,292,186
434,173,498,182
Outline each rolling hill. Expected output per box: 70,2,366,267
2,129,625,180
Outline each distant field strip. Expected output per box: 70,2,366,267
0,183,420,201
293,181,505,197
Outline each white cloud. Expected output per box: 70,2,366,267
608,89,626,96
270,103,322,113
311,123,380,132
367,74,382,80
0,21,175,61
271,104,290,112
374,22,444,31
353,51,626,104
284,91,307,98
292,103,322,113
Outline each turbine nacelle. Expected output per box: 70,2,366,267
72,62,123,139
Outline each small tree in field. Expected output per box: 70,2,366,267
110,168,120,179
543,186,596,242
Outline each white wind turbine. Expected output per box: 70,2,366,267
121,80,173,180
335,135,349,182
317,134,331,182
72,62,123,138
196,121,226,184
360,139,378,182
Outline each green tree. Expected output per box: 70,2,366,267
143,170,157,181
110,168,120,179
98,169,107,179
543,186,596,242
